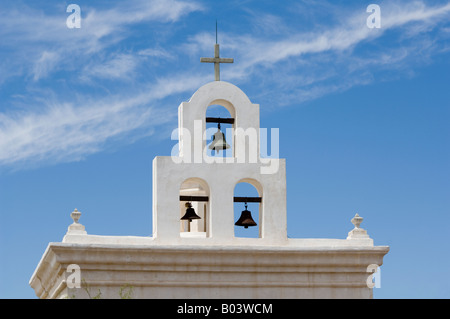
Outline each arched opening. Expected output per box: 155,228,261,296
234,180,262,238
180,178,210,238
205,103,234,158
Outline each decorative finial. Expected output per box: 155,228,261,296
347,213,372,242
351,213,363,229
70,208,81,224
66,208,87,236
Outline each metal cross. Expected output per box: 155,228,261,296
200,44,234,81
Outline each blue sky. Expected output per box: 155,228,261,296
0,0,449,298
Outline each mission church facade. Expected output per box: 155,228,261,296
29,42,389,299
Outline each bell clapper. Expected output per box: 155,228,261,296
244,203,248,228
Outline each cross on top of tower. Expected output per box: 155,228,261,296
200,44,234,81
200,23,233,81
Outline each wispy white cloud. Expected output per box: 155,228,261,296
0,0,204,169
230,1,450,68
0,0,203,82
0,70,208,168
0,91,170,167
209,0,450,105
32,51,61,81
1,0,449,170
82,53,140,81
138,48,175,60
381,1,450,29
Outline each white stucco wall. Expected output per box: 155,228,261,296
29,81,388,299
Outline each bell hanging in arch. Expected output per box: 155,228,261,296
235,203,257,229
180,202,201,222
209,123,230,153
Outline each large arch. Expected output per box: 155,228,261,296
178,81,260,164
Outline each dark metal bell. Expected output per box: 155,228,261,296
209,123,230,153
180,202,201,221
235,204,257,228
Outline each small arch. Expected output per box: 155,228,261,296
234,179,263,238
207,99,236,119
180,177,210,237
236,178,263,197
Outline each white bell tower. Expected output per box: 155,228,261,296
30,42,389,300
152,78,287,244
